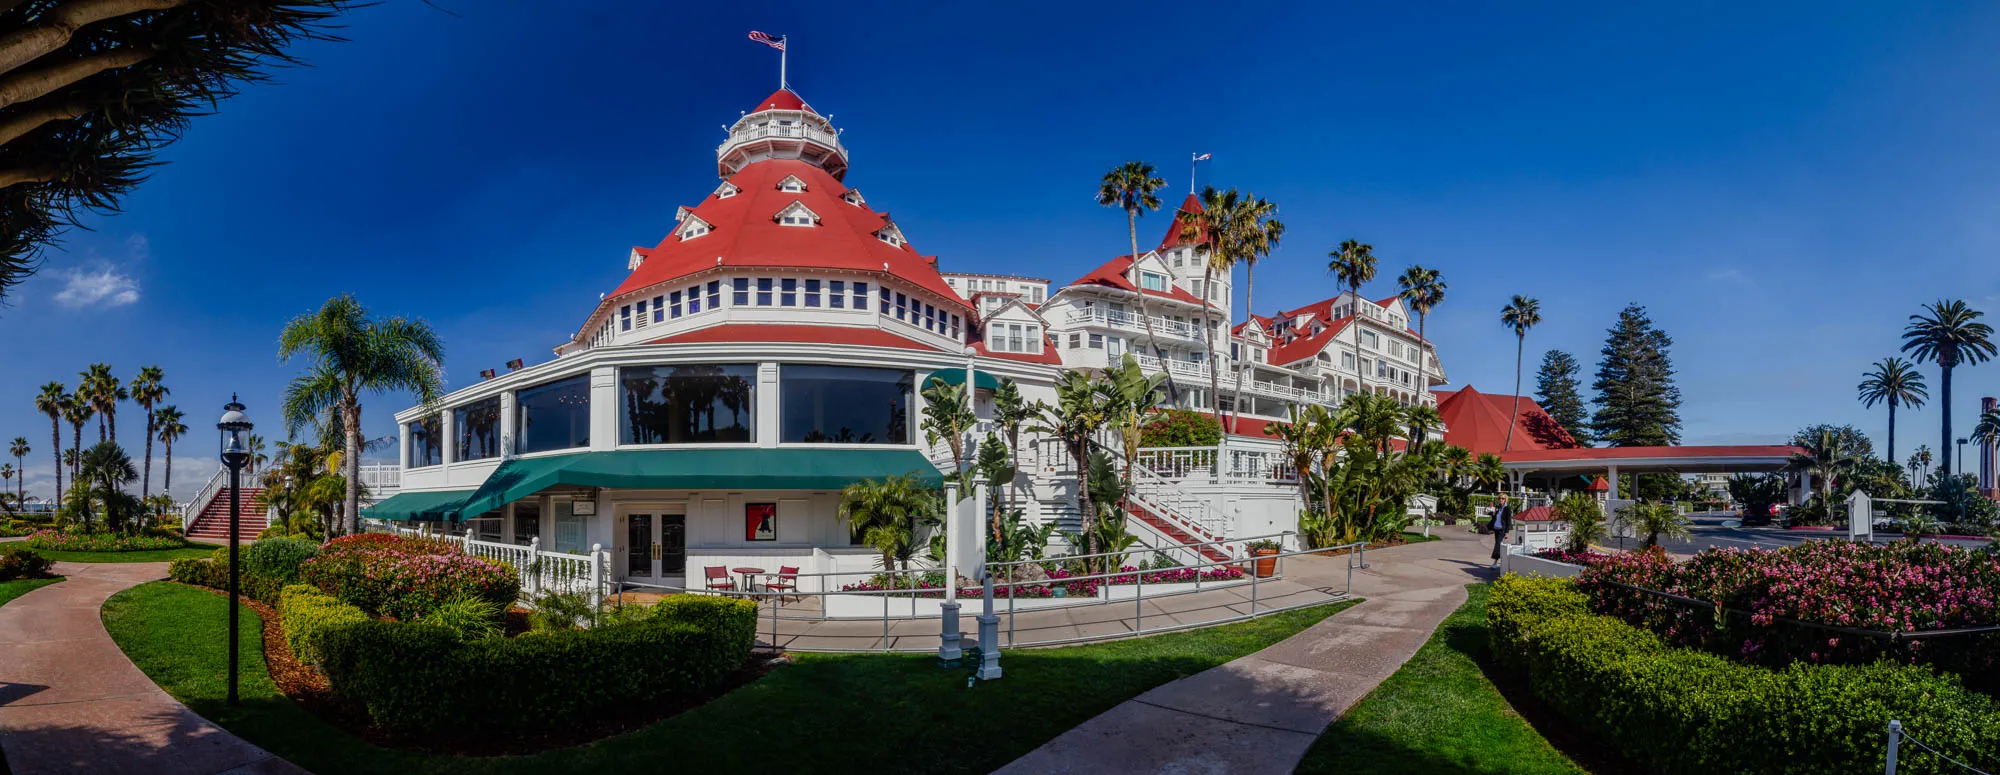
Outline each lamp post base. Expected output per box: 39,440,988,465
937,601,964,665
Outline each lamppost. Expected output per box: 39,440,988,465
217,396,253,706
1957,438,1969,477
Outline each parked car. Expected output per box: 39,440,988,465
1739,502,1781,527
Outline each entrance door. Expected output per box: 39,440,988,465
625,513,653,579
660,512,686,575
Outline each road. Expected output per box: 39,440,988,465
1603,511,1992,554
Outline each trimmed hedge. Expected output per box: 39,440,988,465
25,529,187,552
278,584,370,666
168,557,282,603
0,545,53,580
1489,575,2000,774
243,538,319,584
316,593,757,735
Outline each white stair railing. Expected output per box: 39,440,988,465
179,466,233,534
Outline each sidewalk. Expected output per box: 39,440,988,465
0,561,305,775
995,529,1491,774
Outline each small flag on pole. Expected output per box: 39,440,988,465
1192,152,1212,161
749,31,785,50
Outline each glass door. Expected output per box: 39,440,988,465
660,512,686,575
625,513,653,579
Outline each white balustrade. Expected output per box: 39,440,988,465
179,465,234,533
1133,353,1210,379
1065,309,1205,343
464,535,610,604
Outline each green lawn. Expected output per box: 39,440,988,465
105,581,1358,774
1295,584,1588,774
34,546,214,563
0,576,62,606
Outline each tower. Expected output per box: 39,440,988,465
716,89,849,181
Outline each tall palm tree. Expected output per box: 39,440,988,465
279,294,446,535
1029,371,1115,552
1901,300,1997,478
79,363,125,443
7,437,27,507
1912,445,1935,484
62,397,93,483
1097,161,1177,401
155,406,187,498
128,365,168,499
79,441,138,532
0,464,13,510
1101,353,1170,490
1176,186,1249,434
1327,239,1378,402
1788,428,1858,519
1972,408,2000,472
1397,266,1446,407
1856,357,1927,466
1500,295,1543,451
34,382,66,503
991,378,1031,513
1225,197,1283,434
247,433,269,475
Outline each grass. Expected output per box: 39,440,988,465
106,581,1357,774
1295,583,1587,774
34,546,215,563
0,576,62,606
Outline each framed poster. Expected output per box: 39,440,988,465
745,503,777,541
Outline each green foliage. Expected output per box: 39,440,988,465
1793,423,1875,461
1487,577,2000,774
1729,473,1788,518
1138,408,1223,448
1927,473,1998,532
1271,395,1445,546
919,376,977,484
168,557,283,603
987,510,1056,563
839,474,940,571
416,594,504,642
296,534,517,622
1618,501,1689,547
0,545,54,581
1085,451,1126,516
1590,303,1682,447
242,537,319,585
1533,350,1591,445
528,590,597,633
277,584,370,666
1551,492,1605,552
973,433,1015,512
315,595,756,736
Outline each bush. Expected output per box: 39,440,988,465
24,529,187,552
1489,576,2000,774
278,584,370,666
298,533,517,621
168,557,282,603
649,593,758,640
242,537,319,584
1138,408,1223,448
317,596,757,735
0,545,54,580
417,594,503,642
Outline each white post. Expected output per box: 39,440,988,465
589,542,605,614
940,480,964,662
527,536,542,595
1606,465,1620,500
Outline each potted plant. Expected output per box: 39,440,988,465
1244,539,1281,578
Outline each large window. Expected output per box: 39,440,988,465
454,397,502,462
517,375,591,454
780,365,912,444
407,415,442,468
620,364,755,444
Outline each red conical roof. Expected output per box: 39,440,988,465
751,88,814,114
1158,193,1206,250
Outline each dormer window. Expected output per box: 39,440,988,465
777,174,807,193
774,201,819,227
842,189,866,207
714,182,740,199
876,221,907,248
1139,272,1168,292
679,215,712,241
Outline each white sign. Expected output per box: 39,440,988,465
571,499,597,516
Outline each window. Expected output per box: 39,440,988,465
619,364,755,444
780,213,812,226
517,375,591,454
1191,280,1204,299
780,278,797,306
805,279,822,307
634,300,648,327
406,415,442,468
681,222,709,240
757,278,773,306
512,502,541,546
895,292,908,321
1107,336,1123,357
670,290,683,318
652,295,664,323
854,282,869,310
1362,331,1379,349
778,176,806,192
619,305,631,332
1089,333,1104,349
829,280,846,309
879,286,891,314
734,278,750,306
1139,272,1168,292
554,501,586,553
707,281,721,309
715,183,739,199
475,511,501,541
1068,333,1081,348
951,314,962,339
1031,287,1044,304
923,304,936,331
780,365,912,444
687,284,702,314
453,397,502,462
1343,352,1356,369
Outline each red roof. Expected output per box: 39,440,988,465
1158,193,1206,250
751,88,813,114
1514,505,1557,522
607,159,967,311
1498,445,1804,463
1265,316,1352,366
1586,476,1610,491
646,323,946,352
1435,385,1578,455
1067,255,1215,308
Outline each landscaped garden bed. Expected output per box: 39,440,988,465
1,544,60,606
25,527,189,552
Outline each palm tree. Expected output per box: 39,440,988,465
79,441,138,533
1972,408,2000,470
1102,353,1170,490
79,363,125,443
34,382,66,503
155,406,187,498
128,365,168,499
1224,196,1283,434
1788,428,1858,522
8,437,27,507
1029,371,1114,552
62,397,93,483
1327,239,1378,401
1622,501,1690,549
1901,300,1997,478
1097,161,1177,401
838,474,938,572
0,464,13,509
247,433,269,475
1554,491,1606,553
1500,295,1542,451
1912,445,1935,484
1472,452,1507,495
279,294,446,535
1176,186,1248,434
1856,357,1926,467
1397,266,1446,407
991,378,1031,513
919,377,976,486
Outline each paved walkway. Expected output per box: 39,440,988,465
996,529,1491,774
0,562,305,775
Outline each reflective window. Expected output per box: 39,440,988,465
517,374,591,454
407,414,442,468
454,397,502,462
734,278,750,306
780,365,912,444
619,364,755,444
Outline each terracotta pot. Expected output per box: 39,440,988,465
1250,548,1278,578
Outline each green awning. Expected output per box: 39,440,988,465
446,448,944,520
923,369,1001,391
363,489,477,522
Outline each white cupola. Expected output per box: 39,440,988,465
717,89,849,181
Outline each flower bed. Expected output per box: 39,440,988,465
1577,540,2000,687
1528,548,1609,566
298,533,517,622
24,529,187,552
839,564,1248,599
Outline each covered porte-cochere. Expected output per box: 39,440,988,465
1497,445,1809,503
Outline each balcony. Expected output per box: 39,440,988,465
1066,309,1205,344
1238,379,1323,402
1135,353,1210,379
717,124,848,160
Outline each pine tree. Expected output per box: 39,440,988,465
1534,350,1592,445
1591,304,1682,448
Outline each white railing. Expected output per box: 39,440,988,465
356,464,401,500
717,124,848,159
462,534,610,604
179,466,233,533
1241,379,1323,402
1135,447,1216,479
1126,456,1233,541
1136,446,1298,485
1065,310,1204,342
1134,353,1210,379
1225,448,1301,484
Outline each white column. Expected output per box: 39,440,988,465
397,421,410,469
757,362,781,448
589,366,617,451
439,407,456,466
499,391,518,458
1606,465,1620,500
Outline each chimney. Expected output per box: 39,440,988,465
506,358,525,372
479,368,497,380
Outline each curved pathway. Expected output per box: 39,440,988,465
996,529,1491,774
0,561,305,775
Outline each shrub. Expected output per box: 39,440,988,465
168,557,282,602
278,584,370,666
417,594,503,642
1138,408,1223,448
24,529,186,552
1489,576,2000,774
0,545,54,580
298,534,517,621
242,537,319,584
317,603,757,735
650,594,758,641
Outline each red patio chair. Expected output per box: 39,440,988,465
765,566,800,603
703,566,735,594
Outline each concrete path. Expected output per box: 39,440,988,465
0,561,306,775
996,529,1492,775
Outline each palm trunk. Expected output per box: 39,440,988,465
343,392,362,536
1129,210,1178,404
1350,284,1365,402
49,420,61,504
141,414,154,500
1940,364,1954,479
70,423,81,480
163,438,173,497
1887,398,1897,466
1199,265,1222,436
1230,263,1253,435
107,410,115,445
1415,313,1428,412
1505,335,1524,451
1072,442,1092,557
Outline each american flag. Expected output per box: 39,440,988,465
1193,152,1212,162
748,31,785,50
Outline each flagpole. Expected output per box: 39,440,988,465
1190,153,1197,193
780,35,788,89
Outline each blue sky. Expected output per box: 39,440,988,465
4,1,2000,499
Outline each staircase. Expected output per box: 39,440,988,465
1124,502,1232,563
185,488,269,542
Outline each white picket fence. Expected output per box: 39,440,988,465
370,522,610,604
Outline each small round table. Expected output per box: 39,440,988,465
731,567,766,595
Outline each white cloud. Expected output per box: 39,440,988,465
53,267,140,308
1704,267,1749,283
